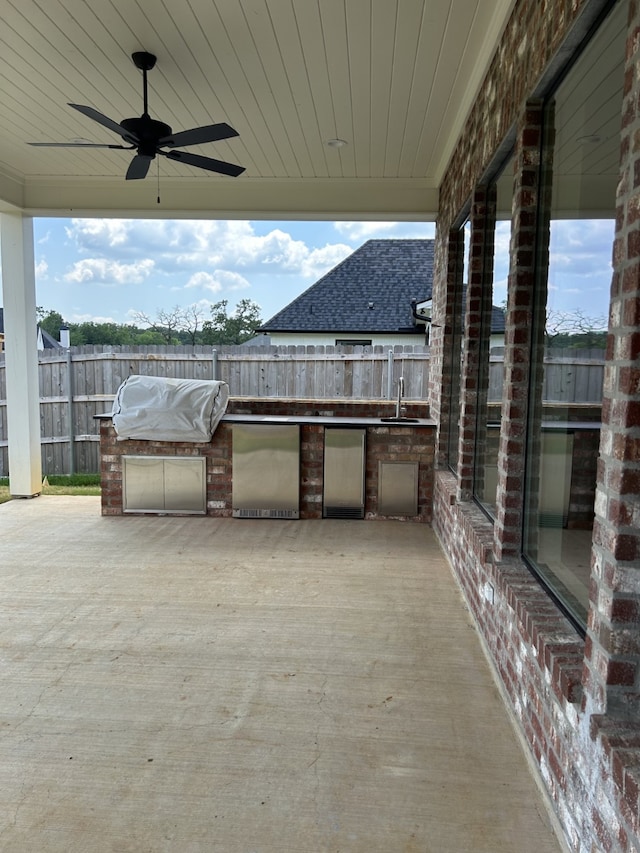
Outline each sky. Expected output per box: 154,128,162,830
16,215,614,330
31,218,435,327
488,218,613,325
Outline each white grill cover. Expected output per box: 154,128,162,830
112,375,229,442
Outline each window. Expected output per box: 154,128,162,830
473,161,513,516
447,220,470,472
523,0,626,628
335,339,372,347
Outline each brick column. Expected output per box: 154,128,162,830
432,226,466,468
585,0,640,718
494,101,551,561
456,185,497,501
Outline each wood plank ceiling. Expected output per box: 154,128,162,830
0,0,516,218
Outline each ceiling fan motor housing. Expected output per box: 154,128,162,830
120,117,173,157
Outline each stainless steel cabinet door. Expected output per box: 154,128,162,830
123,456,206,514
232,424,300,517
323,428,366,518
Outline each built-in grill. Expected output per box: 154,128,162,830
112,374,229,442
111,375,229,515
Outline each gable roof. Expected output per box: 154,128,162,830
261,239,434,334
490,305,506,334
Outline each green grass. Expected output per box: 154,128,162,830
0,474,101,504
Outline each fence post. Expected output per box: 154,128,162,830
387,349,394,399
212,348,218,380
66,346,75,475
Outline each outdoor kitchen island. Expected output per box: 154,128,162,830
98,398,435,522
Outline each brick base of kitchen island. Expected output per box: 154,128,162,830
99,398,435,522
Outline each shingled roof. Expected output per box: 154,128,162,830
261,239,434,334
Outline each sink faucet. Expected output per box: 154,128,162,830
396,376,404,418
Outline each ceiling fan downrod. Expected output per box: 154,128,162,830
131,52,157,117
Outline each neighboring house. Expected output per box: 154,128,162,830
260,239,505,347
261,239,433,347
239,332,272,347
0,308,63,352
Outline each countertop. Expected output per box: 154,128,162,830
220,413,435,427
95,412,435,428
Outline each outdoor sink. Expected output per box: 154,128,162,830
380,416,420,423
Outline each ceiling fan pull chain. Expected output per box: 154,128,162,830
157,157,161,204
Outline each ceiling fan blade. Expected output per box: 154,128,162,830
158,122,239,148
69,103,138,143
126,154,153,180
29,142,133,149
162,149,245,177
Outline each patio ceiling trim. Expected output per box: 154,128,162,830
13,176,438,221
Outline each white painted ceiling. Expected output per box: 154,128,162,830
0,0,516,219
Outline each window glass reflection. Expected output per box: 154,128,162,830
447,221,470,472
523,0,625,627
474,166,513,516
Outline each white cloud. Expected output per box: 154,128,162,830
300,243,352,278
64,257,155,285
67,312,118,323
333,221,435,240
63,219,353,285
184,269,253,294
222,271,251,291
66,219,132,248
334,222,401,239
185,271,223,292
35,258,48,279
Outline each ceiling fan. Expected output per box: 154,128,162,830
29,51,245,180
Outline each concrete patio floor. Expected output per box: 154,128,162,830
0,496,565,853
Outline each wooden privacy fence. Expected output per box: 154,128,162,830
0,344,429,476
488,347,605,403
0,344,604,476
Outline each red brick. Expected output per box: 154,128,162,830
607,660,638,686
612,597,640,623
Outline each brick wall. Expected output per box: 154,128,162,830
433,469,640,852
585,0,640,722
431,226,465,467
431,0,640,849
437,0,589,228
100,398,434,523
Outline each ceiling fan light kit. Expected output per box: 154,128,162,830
29,51,245,181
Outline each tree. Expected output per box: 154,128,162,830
545,308,608,349
180,303,207,346
201,299,262,345
36,308,65,339
33,300,262,347
132,306,185,344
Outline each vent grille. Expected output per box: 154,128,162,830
233,508,299,519
323,505,364,519
538,512,567,528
